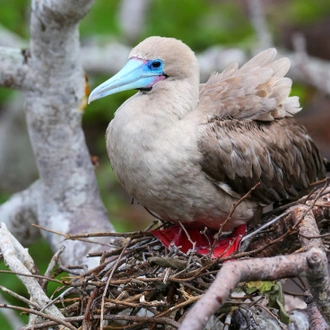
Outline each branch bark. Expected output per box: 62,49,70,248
294,205,330,325
0,47,30,89
0,181,40,246
0,0,115,268
0,23,26,48
179,248,326,330
118,0,151,42
180,204,330,330
0,293,24,329
0,223,69,325
26,0,115,268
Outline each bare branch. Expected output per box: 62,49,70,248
32,0,93,24
287,47,330,95
179,248,324,330
294,206,330,325
82,42,130,75
304,292,330,330
118,0,151,42
7,0,117,268
0,23,26,48
0,94,37,191
0,292,24,329
0,181,40,246
0,223,67,322
0,46,31,90
248,0,273,50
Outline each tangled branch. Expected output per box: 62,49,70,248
0,184,328,329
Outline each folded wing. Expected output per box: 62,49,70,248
197,49,326,204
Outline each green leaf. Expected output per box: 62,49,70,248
245,280,275,294
245,281,290,324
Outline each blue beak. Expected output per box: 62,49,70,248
88,58,164,103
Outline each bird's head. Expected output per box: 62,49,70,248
88,36,199,103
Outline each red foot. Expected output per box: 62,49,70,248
151,223,247,259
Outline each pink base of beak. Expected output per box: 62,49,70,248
151,223,247,259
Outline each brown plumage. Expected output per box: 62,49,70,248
89,37,327,233
199,117,325,205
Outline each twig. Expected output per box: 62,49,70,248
100,238,131,330
211,182,260,252
241,207,294,244
0,223,69,326
0,304,77,330
0,286,39,309
304,292,330,330
31,224,112,247
0,293,24,328
178,221,196,254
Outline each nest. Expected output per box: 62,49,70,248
45,231,229,329
14,181,330,329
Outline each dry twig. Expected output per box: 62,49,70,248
0,185,329,330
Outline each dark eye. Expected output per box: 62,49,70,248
151,60,161,68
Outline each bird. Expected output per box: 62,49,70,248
88,36,328,258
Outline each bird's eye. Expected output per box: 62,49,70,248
151,60,161,68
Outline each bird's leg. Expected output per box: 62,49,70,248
151,223,247,258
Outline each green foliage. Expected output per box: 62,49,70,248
0,0,29,38
80,0,121,37
291,83,309,107
144,0,254,50
245,281,290,324
284,0,330,24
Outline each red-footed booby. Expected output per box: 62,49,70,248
89,37,327,258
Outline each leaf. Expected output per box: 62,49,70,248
244,281,290,324
267,282,290,325
245,280,275,294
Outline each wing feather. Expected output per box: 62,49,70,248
197,48,301,121
198,117,326,205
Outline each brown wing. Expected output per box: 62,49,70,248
198,117,326,205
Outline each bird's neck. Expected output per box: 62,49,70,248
115,78,199,132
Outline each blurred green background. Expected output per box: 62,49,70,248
0,0,330,327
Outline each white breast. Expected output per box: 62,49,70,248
106,105,258,229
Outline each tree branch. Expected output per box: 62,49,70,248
294,206,330,325
0,181,40,246
0,47,31,90
179,248,325,330
288,45,330,95
118,0,151,42
248,0,272,50
0,292,24,329
0,224,68,323
0,0,116,268
82,42,130,75
180,201,330,330
304,292,330,330
0,23,26,48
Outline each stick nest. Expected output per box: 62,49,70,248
15,181,330,329
49,231,231,329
